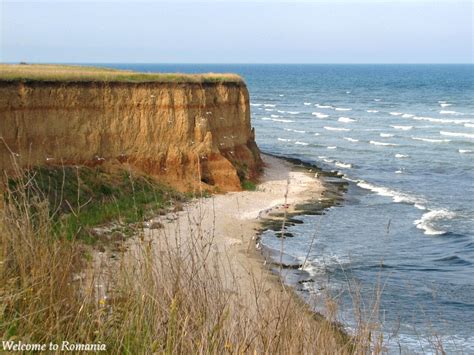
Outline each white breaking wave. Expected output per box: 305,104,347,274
414,209,455,236
287,111,300,115
322,158,335,163
261,117,272,120
279,94,284,97
315,104,333,109
395,170,403,174
324,126,350,131
370,141,398,146
265,109,274,112
295,141,308,146
312,112,329,118
395,154,409,158
464,123,474,128
277,110,286,114
411,137,451,143
402,113,414,118
389,112,403,116
335,107,352,111
335,161,352,169
338,117,356,123
440,110,463,115
356,180,421,205
250,103,262,107
459,149,473,154
264,104,276,107
374,99,381,102
367,109,379,113
440,131,474,139
412,116,471,125
303,102,312,106
272,118,294,123
277,138,291,142
391,125,413,130
343,137,359,142
284,128,306,133
440,103,452,107
380,133,394,138
271,114,279,118
327,146,337,150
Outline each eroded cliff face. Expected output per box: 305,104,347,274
0,80,262,191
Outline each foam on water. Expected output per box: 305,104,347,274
261,117,272,120
356,180,421,205
370,141,399,146
412,116,471,124
312,112,329,118
264,104,276,107
395,153,409,158
335,107,352,111
402,113,415,118
343,137,359,142
335,161,352,169
414,209,456,236
270,114,279,118
459,149,473,154
315,104,333,109
295,141,308,146
411,137,451,143
391,125,413,130
272,118,294,123
338,117,356,123
284,128,306,133
265,108,274,112
277,138,292,142
367,109,379,113
250,103,262,107
327,146,337,150
287,111,300,115
389,112,403,116
440,110,463,115
304,102,312,106
440,103,452,107
380,133,394,138
440,131,474,139
324,126,351,131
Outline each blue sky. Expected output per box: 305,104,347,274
1,0,472,63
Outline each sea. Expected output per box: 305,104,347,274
102,64,473,353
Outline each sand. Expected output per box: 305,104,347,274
129,153,326,311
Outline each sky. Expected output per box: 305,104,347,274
0,0,472,63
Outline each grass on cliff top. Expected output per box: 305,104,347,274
0,64,245,84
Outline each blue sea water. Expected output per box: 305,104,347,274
103,64,473,353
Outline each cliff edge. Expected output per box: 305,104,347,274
0,65,262,191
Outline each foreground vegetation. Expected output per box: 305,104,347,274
0,64,244,83
0,162,386,354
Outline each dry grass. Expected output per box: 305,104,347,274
0,159,383,354
0,64,244,84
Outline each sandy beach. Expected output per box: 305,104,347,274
104,154,326,315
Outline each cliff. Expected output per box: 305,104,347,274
0,68,262,192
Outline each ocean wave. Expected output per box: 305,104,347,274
303,102,312,106
277,138,291,142
464,123,474,128
272,118,294,123
312,112,329,118
295,141,308,146
412,116,471,125
250,103,262,107
284,128,306,133
411,137,451,143
338,117,356,123
265,108,274,112
322,158,335,163
271,114,279,118
414,209,455,236
261,117,272,120
315,104,333,109
287,111,300,115
324,126,350,131
440,110,463,115
367,109,379,113
374,99,381,102
380,133,394,138
391,125,413,131
335,161,352,169
314,133,320,136
356,180,421,205
343,137,359,142
395,170,403,174
402,113,414,118
440,103,452,107
389,112,403,116
370,141,398,146
277,110,286,114
440,131,474,139
395,154,409,158
327,146,337,150
459,149,473,154
335,107,352,111
264,104,276,107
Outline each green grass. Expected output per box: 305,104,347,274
241,180,257,191
0,64,245,84
7,166,184,242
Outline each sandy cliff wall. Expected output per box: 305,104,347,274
0,80,262,191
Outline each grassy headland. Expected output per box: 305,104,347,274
0,63,244,83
